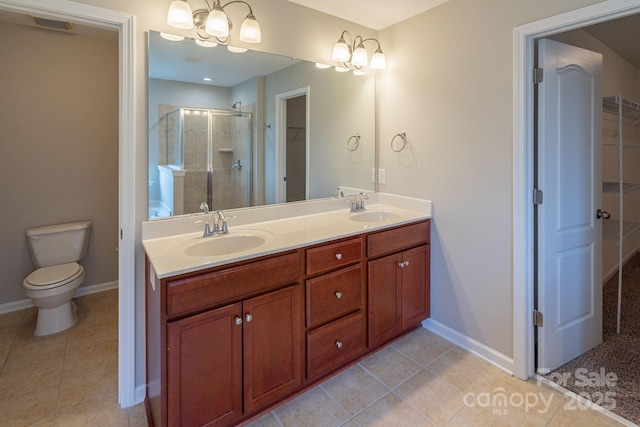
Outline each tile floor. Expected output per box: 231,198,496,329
1,289,631,426
0,289,147,426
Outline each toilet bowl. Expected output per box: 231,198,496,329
23,263,85,336
22,221,92,336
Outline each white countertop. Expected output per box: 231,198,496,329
142,193,431,279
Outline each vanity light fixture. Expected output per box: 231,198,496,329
331,30,386,71
167,0,262,45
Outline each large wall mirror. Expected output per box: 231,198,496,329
148,30,376,220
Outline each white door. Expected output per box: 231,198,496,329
536,38,603,373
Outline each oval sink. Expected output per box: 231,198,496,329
349,211,399,222
177,231,274,257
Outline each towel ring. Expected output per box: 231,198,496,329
347,133,361,152
391,131,407,152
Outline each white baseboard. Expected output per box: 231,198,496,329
0,281,119,315
134,385,147,406
422,318,515,375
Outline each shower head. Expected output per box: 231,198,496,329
232,101,242,110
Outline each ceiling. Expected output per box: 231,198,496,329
584,14,640,68
287,0,452,30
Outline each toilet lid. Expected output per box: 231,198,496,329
26,262,82,287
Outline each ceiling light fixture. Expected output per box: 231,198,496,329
167,0,262,45
331,30,386,72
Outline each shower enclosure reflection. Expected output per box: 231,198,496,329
150,106,253,218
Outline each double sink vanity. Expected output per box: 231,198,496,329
143,193,432,427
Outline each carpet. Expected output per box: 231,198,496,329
546,252,640,424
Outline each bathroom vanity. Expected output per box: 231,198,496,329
143,195,431,427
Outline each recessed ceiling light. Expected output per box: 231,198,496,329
203,77,213,81
227,46,248,53
160,32,184,42
195,39,218,48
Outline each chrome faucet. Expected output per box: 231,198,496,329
200,202,210,214
216,210,230,234
349,192,369,213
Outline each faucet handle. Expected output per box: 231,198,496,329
200,202,210,214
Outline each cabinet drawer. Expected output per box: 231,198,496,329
306,238,362,276
306,265,362,329
307,311,366,379
367,220,430,258
166,252,299,316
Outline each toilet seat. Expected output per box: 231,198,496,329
24,262,83,290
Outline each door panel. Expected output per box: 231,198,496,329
243,285,302,414
537,38,603,372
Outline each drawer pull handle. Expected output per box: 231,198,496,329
335,253,343,260
335,291,343,299
245,313,253,322
336,341,343,349
234,316,242,325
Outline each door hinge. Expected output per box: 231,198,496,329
534,68,544,84
533,310,544,327
533,188,543,205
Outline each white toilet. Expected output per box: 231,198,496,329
23,221,92,336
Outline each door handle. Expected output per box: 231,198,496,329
596,209,611,219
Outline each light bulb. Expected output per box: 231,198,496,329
205,6,229,37
370,48,386,70
351,43,368,68
239,13,261,43
167,0,193,29
332,37,350,62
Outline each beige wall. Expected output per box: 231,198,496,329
0,22,118,306
377,0,604,358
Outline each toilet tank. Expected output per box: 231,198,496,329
25,221,92,268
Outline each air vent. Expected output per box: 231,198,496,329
32,16,74,31
183,55,203,63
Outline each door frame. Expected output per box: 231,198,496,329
513,0,640,380
0,0,137,407
275,86,310,203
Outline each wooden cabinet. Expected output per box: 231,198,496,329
147,252,302,427
167,304,242,427
367,222,430,350
304,238,367,380
146,219,430,427
166,285,301,427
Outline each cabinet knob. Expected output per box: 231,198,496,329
245,313,253,322
336,341,343,349
405,260,410,267
399,261,405,268
335,253,343,260
234,316,242,325
335,291,343,299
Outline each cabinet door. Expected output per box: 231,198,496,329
368,253,402,349
401,245,430,330
243,285,302,414
167,303,243,427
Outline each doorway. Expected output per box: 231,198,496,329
275,87,310,203
0,0,137,407
513,0,640,384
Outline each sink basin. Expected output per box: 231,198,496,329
349,211,400,222
174,230,274,257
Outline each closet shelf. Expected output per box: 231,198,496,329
603,181,640,195
603,220,640,242
603,95,640,121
